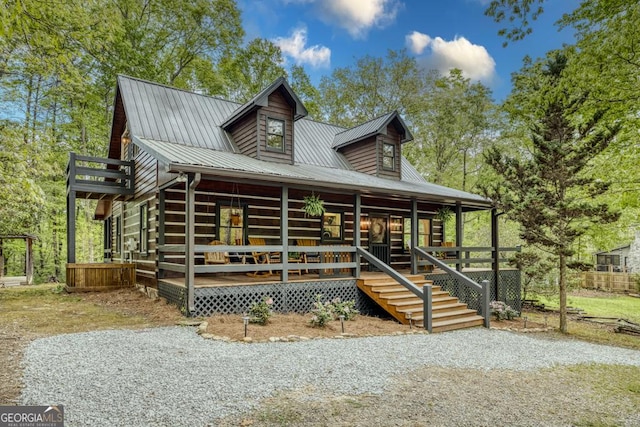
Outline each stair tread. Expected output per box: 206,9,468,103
432,315,484,327
397,302,466,314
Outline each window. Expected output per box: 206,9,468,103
139,203,149,255
403,217,431,251
104,217,113,259
115,216,122,253
382,143,395,170
218,204,245,245
267,118,285,151
322,212,343,241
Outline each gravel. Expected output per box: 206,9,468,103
20,327,640,426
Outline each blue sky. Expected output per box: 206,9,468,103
238,0,580,101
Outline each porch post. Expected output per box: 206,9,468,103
281,185,289,283
411,198,418,275
186,173,201,315
491,208,499,300
158,189,166,280
67,190,76,264
354,193,361,278
455,202,463,272
26,237,33,285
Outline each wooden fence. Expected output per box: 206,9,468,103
579,271,638,293
66,263,135,292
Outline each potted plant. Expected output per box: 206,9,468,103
302,192,325,217
230,210,241,226
434,207,453,223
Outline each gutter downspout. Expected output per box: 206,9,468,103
186,172,201,315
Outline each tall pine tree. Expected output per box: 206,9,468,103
484,51,621,333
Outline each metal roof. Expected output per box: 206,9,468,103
119,75,490,208
135,137,490,207
332,111,413,149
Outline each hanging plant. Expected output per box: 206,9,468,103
303,192,325,217
230,210,241,226
434,207,453,223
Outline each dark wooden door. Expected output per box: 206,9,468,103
369,214,390,270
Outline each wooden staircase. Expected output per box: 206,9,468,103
357,274,484,333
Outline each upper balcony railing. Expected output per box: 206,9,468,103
66,152,135,199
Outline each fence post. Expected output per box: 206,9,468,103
482,279,490,328
423,284,432,333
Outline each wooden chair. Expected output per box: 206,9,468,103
248,237,278,276
204,240,229,265
297,239,319,273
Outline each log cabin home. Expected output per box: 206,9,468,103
66,75,520,332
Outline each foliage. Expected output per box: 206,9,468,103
330,297,358,321
484,0,545,45
302,193,325,217
248,296,274,325
484,50,622,333
490,300,519,320
434,207,454,223
308,295,358,327
508,250,553,301
309,295,334,327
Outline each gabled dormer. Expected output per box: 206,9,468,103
222,78,308,165
333,111,413,180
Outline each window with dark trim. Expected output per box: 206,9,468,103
322,211,343,241
104,217,113,259
382,143,395,170
217,203,246,245
140,203,149,255
115,215,122,253
403,217,431,251
266,118,285,151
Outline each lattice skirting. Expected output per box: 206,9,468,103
425,270,521,314
159,280,380,318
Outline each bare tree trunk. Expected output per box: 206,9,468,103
559,253,567,333
53,208,61,280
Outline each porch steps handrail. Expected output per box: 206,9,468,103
356,246,434,332
413,247,490,328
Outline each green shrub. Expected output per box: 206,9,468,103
331,297,358,321
489,300,519,320
249,296,273,325
309,295,358,327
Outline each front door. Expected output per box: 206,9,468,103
369,214,390,270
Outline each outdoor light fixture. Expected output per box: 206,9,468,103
406,312,413,330
243,316,250,338
544,315,548,327
524,316,528,329
175,172,187,183
339,315,345,334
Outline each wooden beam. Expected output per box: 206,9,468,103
67,189,76,264
492,208,499,299
25,237,33,285
456,202,463,272
281,185,289,283
186,173,201,314
158,189,166,280
354,193,361,278
411,198,418,275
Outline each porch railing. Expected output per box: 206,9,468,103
416,246,521,270
413,247,491,329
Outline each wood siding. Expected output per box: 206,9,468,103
229,112,258,157
377,124,402,180
257,90,294,164
341,136,378,175
134,147,157,199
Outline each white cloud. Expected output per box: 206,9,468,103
405,31,431,55
273,27,331,68
292,0,401,39
409,33,496,82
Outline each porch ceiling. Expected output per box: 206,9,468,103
135,136,492,210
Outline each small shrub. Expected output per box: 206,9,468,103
309,295,333,327
331,297,358,321
249,296,273,325
490,300,519,320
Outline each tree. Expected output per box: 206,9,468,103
483,51,621,333
290,65,321,119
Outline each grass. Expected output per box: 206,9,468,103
535,292,640,323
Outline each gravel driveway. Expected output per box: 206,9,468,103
20,327,640,426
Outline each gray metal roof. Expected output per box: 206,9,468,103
332,111,413,149
135,137,490,207
119,75,490,208
221,77,308,129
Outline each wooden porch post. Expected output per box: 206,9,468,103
354,193,361,278
0,238,4,279
411,198,418,275
186,173,201,315
455,202,463,272
67,152,76,264
26,236,33,285
491,208,499,300
158,189,166,280
281,185,289,283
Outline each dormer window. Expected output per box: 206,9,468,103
267,118,285,152
382,143,395,170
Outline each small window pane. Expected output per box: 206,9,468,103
219,206,244,245
267,118,284,151
322,212,342,241
383,143,395,170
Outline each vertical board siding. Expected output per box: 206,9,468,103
257,90,294,164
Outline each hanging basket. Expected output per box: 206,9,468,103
230,212,240,226
303,193,325,217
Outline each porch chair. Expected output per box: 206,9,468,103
247,237,278,277
204,240,230,265
296,239,320,273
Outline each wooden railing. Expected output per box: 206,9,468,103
579,271,638,293
416,246,521,270
66,263,135,292
66,152,135,198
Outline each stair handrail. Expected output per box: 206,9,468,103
413,247,490,328
356,246,434,332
